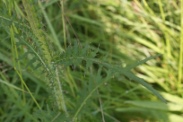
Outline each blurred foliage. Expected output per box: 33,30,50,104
0,0,183,122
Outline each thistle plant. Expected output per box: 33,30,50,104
0,0,172,122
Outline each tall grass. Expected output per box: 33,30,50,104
0,0,183,122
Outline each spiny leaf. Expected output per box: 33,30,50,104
73,67,111,120
124,54,162,70
123,71,167,103
55,44,98,67
87,58,166,103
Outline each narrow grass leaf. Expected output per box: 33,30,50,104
125,101,183,112
125,54,161,70
123,71,166,103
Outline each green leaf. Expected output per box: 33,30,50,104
123,71,166,103
125,101,183,112
124,54,162,70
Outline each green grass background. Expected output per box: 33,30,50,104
0,0,183,122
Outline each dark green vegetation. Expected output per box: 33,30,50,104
0,0,183,122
